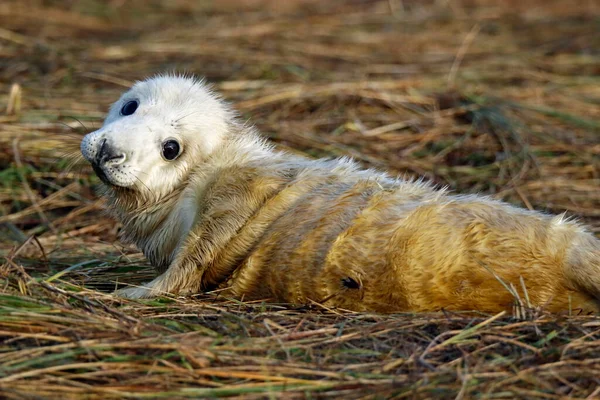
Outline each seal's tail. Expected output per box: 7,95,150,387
565,230,600,302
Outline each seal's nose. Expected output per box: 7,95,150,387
96,139,125,166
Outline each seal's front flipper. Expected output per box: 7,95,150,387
114,260,204,299
114,284,155,299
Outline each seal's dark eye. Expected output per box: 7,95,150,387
120,100,138,116
162,139,181,161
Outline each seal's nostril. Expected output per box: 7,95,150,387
99,138,107,156
105,153,126,164
95,138,108,165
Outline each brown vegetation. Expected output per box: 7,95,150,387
1,0,599,398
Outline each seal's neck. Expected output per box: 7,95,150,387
104,183,186,270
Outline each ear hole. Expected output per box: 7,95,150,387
341,277,360,289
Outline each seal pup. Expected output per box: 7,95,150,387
81,75,600,313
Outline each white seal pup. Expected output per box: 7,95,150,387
81,75,600,313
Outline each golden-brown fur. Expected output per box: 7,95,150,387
84,76,600,314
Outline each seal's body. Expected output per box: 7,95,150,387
81,75,600,313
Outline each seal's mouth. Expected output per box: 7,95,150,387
91,163,113,185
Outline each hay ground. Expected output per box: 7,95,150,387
1,0,600,398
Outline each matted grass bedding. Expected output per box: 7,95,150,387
1,0,599,398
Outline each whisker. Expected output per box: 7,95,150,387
61,116,90,133
174,111,199,123
56,122,85,135
61,154,86,176
173,97,209,123
132,169,150,177
132,173,151,193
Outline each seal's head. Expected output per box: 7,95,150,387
81,75,232,201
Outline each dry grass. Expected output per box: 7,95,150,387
1,0,599,398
